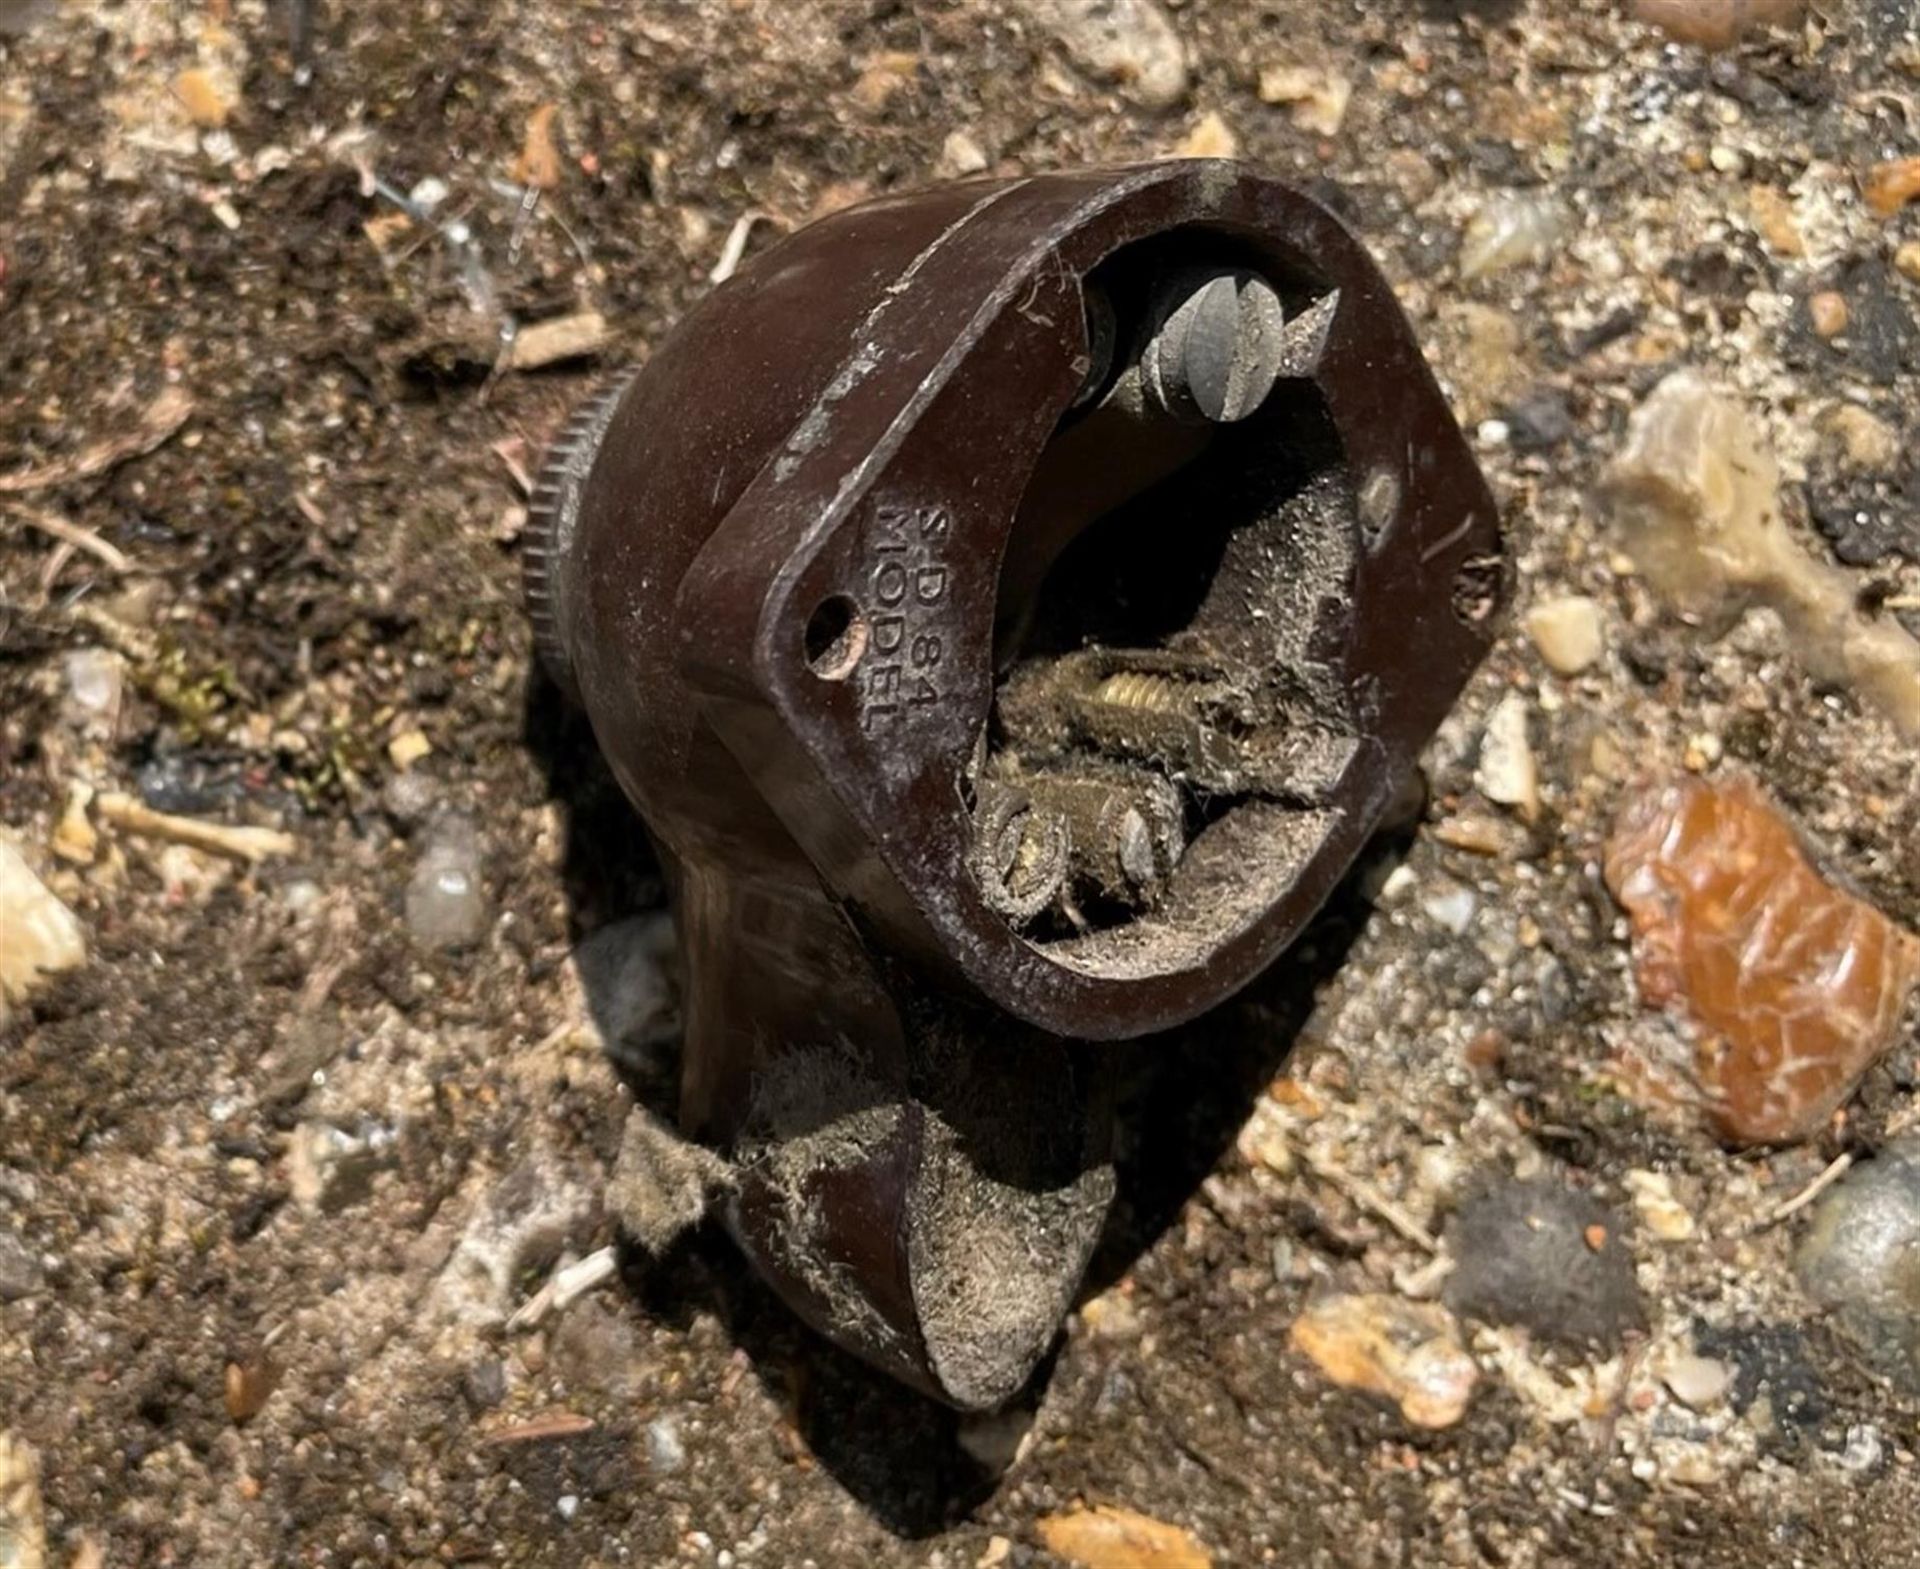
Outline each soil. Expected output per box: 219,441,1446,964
5,1,1920,1565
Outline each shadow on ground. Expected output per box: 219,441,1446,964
524,667,1383,1536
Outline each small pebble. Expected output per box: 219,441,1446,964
461,1359,508,1412
505,312,611,372
1475,693,1540,823
1895,242,1920,283
405,816,489,951
1289,1293,1480,1429
1605,775,1920,1145
0,1431,45,1569
1173,109,1237,159
1632,0,1804,50
173,67,232,128
408,176,450,213
0,1225,41,1303
1864,157,1920,218
1624,1169,1696,1242
61,648,124,735
939,129,989,177
1809,291,1849,340
1525,596,1605,676
1420,881,1478,936
1018,0,1189,110
1797,1139,1920,1391
1036,1504,1212,1569
646,1415,687,1476
1257,64,1351,136
0,835,87,1030
224,1357,280,1423
1822,404,1901,473
1459,191,1569,282
388,729,432,770
1662,1354,1732,1410
1835,1424,1885,1474
1748,183,1805,257
1500,386,1575,451
383,770,438,830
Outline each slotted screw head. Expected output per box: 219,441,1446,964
1141,269,1288,424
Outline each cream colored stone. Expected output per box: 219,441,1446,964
1173,110,1238,160
938,129,989,177
1477,693,1540,823
1822,404,1901,474
0,1431,44,1569
1603,371,1920,740
0,835,86,1028
388,729,433,770
1290,1293,1479,1429
1625,1169,1697,1242
1257,64,1352,136
1525,596,1606,676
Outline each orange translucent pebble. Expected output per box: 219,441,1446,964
1604,775,1920,1145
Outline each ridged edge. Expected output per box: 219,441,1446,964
522,365,643,702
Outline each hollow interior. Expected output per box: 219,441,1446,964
978,236,1362,981
804,593,868,681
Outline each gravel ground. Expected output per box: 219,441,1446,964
5,1,1920,1565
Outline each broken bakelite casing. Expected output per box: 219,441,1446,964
525,162,1503,1409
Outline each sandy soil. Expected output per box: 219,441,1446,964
5,1,1920,1564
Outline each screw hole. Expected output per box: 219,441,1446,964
1451,552,1504,628
804,594,869,680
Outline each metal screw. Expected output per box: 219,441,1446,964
971,787,1069,924
1112,807,1158,891
1140,269,1289,425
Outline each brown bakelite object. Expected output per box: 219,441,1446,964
526,162,1501,1408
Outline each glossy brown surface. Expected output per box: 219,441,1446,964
527,162,1501,1404
1605,773,1920,1146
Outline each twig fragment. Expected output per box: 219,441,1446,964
478,1410,597,1446
1754,1151,1853,1232
709,212,768,286
0,387,194,494
6,505,135,572
94,792,297,864
506,1246,619,1332
1300,1145,1442,1254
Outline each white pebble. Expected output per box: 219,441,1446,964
1662,1354,1731,1410
1421,881,1479,936
646,1415,687,1476
1525,596,1606,677
1460,191,1570,282
1018,0,1189,109
405,817,489,951
0,836,87,1029
1476,693,1541,822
